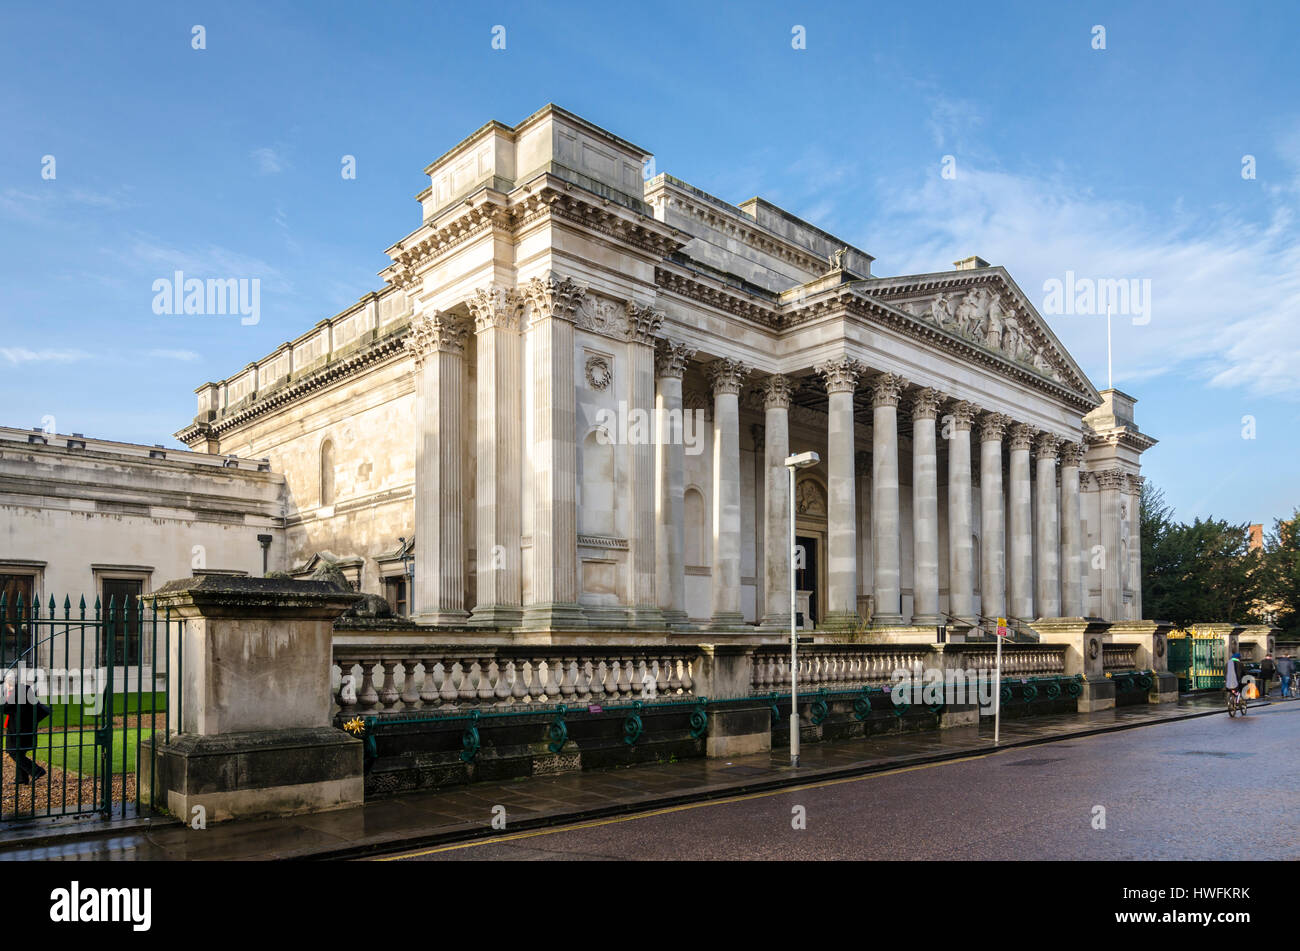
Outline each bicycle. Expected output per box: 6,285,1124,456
1226,687,1249,717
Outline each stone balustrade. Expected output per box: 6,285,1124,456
334,646,699,715
750,644,932,693
1102,643,1139,672
946,643,1067,677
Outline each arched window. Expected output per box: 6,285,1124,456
320,438,336,507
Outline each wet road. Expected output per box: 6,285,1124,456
382,700,1300,861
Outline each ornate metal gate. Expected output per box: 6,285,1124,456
1166,628,1225,692
0,591,175,822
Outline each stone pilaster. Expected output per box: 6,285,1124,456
871,372,907,625
707,358,750,628
1034,433,1061,618
1096,467,1125,620
979,412,1011,624
520,273,586,630
760,374,794,628
816,357,865,627
909,387,945,624
1059,441,1085,616
626,302,664,627
1127,473,1145,620
654,340,695,627
467,286,524,627
407,308,470,625
1007,422,1035,621
946,401,977,623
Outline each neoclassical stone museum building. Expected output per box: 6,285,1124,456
4,105,1156,643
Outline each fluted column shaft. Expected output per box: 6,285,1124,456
654,342,694,626
979,413,1010,623
1007,423,1035,620
468,288,523,626
708,359,750,627
1128,474,1144,619
1034,434,1061,618
761,375,793,627
408,310,470,624
626,303,664,627
521,274,585,629
1060,442,1084,616
817,358,864,625
871,373,907,625
946,402,977,622
910,388,944,624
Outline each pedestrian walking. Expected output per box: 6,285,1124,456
1261,653,1277,698
1278,654,1295,700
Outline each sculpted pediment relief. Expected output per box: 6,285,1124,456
868,275,1091,396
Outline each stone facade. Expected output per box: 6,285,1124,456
160,104,1157,639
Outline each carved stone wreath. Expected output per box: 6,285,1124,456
585,356,613,391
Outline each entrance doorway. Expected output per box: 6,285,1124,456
795,533,820,627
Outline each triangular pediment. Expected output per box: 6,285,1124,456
857,267,1100,403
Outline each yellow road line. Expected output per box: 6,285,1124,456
374,750,992,861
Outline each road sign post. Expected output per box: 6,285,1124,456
994,617,1008,745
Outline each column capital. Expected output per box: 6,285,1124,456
1034,432,1062,462
760,373,795,409
654,339,696,379
1095,467,1127,490
1008,422,1037,451
870,372,908,408
522,272,585,324
625,300,664,345
405,310,469,366
815,357,865,394
467,285,524,334
909,387,946,420
707,358,751,396
946,399,979,430
978,411,1012,442
1060,440,1086,467
1126,473,1146,493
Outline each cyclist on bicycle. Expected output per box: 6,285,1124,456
1226,652,1246,705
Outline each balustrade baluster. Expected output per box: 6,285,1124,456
378,660,400,711
400,658,420,707
419,659,441,705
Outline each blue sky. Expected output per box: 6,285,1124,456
1,1,1297,528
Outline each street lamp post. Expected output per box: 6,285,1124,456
784,450,820,768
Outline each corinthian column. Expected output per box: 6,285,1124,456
979,412,1011,624
816,357,864,627
760,374,793,628
707,358,750,628
871,372,907,625
1034,433,1061,618
1007,423,1035,621
1059,441,1085,616
626,302,664,627
654,340,695,627
946,401,977,623
909,387,945,625
520,273,586,630
407,309,470,625
467,287,524,627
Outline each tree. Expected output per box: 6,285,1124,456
1139,482,1263,627
1258,509,1300,636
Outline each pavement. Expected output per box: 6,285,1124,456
0,692,1240,861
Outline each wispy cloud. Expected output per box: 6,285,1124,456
1,348,93,365
146,349,201,362
251,146,286,175
865,139,1300,400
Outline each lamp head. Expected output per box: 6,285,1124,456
784,451,820,470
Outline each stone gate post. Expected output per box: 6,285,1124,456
142,575,363,822
1029,618,1114,711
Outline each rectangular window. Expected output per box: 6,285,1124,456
101,578,143,666
0,573,35,665
384,577,408,617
